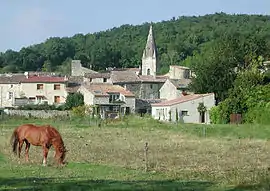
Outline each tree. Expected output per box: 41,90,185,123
0,13,270,74
187,34,241,103
64,92,84,110
42,60,52,72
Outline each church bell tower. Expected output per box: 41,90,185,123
141,25,159,77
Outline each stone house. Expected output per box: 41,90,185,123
77,83,135,119
19,73,69,105
159,78,192,100
151,93,215,124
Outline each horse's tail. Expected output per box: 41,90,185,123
10,128,19,155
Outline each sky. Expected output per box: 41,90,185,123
0,0,269,52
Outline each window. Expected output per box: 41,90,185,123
54,84,60,90
181,110,188,116
150,84,153,89
103,78,107,82
36,96,43,103
147,69,150,75
109,94,120,103
54,96,60,103
90,78,92,82
8,92,13,100
37,84,43,90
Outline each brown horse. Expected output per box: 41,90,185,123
10,124,67,166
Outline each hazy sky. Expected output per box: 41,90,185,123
0,0,269,52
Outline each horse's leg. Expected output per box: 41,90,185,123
18,140,24,158
25,140,30,162
42,145,49,166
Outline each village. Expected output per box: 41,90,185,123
1,26,216,123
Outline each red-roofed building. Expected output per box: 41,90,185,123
20,74,68,105
151,93,215,124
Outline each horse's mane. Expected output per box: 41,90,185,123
44,125,66,153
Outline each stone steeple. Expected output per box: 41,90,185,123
141,25,159,77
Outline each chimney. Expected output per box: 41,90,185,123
24,72,29,79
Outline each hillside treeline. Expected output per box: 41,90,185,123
0,12,270,74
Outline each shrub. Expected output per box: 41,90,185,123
65,92,84,110
71,105,92,117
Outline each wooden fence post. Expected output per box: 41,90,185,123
144,142,149,172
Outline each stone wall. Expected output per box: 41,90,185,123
4,110,71,119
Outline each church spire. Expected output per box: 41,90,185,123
142,24,157,58
141,24,159,77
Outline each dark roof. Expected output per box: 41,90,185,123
67,76,84,83
111,71,141,83
169,79,191,88
0,74,26,84
66,76,83,93
84,72,111,79
111,70,167,84
139,75,167,83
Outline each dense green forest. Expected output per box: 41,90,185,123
0,12,270,75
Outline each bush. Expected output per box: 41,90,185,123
71,105,92,117
209,99,232,124
244,102,270,124
65,92,84,110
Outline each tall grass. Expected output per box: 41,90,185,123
1,114,270,140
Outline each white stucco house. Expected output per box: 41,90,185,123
151,93,215,124
78,83,135,119
20,74,68,105
0,74,25,108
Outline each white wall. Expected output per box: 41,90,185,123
159,80,179,100
151,106,171,121
20,82,67,105
152,94,215,124
0,83,21,107
78,86,94,105
142,57,157,76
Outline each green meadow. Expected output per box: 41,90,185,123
0,115,270,190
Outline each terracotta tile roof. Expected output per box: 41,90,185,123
0,74,26,84
152,93,214,107
21,75,67,83
82,83,135,97
84,72,111,79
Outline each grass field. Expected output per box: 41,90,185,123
1,115,270,190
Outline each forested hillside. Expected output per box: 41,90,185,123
0,12,270,75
